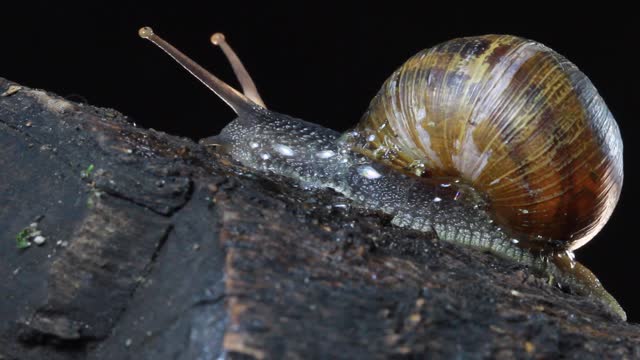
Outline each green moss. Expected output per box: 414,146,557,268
81,164,95,178
16,229,31,249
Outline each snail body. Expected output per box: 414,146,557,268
138,28,625,320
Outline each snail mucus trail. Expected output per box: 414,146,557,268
138,27,625,320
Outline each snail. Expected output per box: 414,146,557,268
138,27,625,320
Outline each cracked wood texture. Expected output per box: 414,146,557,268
0,77,639,360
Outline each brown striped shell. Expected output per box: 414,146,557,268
354,34,623,251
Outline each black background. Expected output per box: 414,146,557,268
2,2,638,322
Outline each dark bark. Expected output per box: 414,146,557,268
0,77,638,360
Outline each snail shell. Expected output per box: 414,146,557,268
354,35,623,251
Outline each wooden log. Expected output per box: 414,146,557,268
1,77,639,359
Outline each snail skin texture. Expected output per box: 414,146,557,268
139,27,625,320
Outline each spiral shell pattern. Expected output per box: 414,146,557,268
355,35,623,250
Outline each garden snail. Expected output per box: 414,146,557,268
138,27,625,320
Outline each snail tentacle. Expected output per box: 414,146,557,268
138,26,257,114
210,32,266,107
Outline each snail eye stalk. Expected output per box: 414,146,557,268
210,33,265,108
138,26,257,114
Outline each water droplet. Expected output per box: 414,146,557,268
260,153,271,160
347,130,359,138
250,142,259,149
520,209,529,214
433,197,442,203
332,203,350,211
33,235,46,245
367,134,376,142
357,165,382,179
316,150,336,159
440,183,451,188
511,239,519,244
273,144,295,156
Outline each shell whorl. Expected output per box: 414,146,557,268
355,34,623,251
